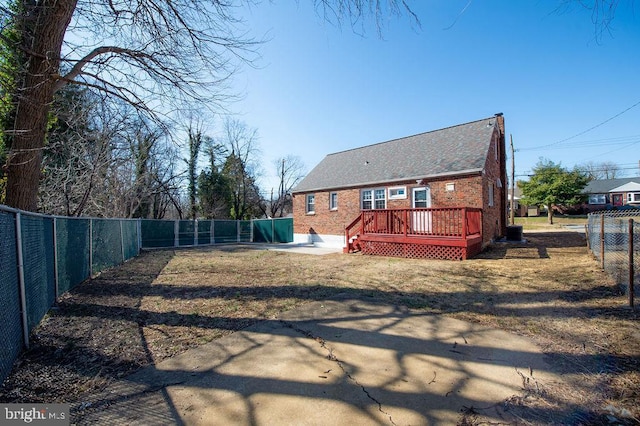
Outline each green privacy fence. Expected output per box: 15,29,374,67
0,209,292,384
0,209,22,389
0,206,141,385
140,217,293,247
253,217,294,244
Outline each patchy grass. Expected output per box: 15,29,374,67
515,214,588,231
0,232,638,424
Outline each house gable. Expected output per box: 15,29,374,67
609,182,640,193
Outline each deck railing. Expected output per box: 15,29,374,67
346,207,482,245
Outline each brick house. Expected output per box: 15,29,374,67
582,177,640,212
291,114,507,260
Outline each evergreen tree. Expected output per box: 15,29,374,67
198,168,232,219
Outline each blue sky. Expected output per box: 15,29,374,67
226,1,640,192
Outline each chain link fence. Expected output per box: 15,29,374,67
586,209,640,306
0,208,293,384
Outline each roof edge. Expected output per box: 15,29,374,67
324,116,500,157
292,168,483,194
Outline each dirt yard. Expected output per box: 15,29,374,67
1,230,638,424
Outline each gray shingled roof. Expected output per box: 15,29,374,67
293,117,499,193
583,177,640,194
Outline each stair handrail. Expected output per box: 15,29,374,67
345,212,364,245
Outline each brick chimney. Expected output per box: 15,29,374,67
494,112,505,136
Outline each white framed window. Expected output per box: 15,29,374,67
627,192,640,203
329,192,338,210
413,187,431,208
388,186,407,200
374,189,386,209
589,194,606,204
361,188,386,210
488,182,494,207
445,183,455,192
306,194,315,214
362,190,373,210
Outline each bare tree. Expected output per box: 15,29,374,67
269,156,306,218
556,0,625,40
2,0,256,211
578,160,625,180
117,124,184,219
2,0,418,211
39,86,109,216
37,86,184,219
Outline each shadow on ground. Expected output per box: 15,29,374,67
0,232,637,425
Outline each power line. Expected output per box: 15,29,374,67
514,165,640,178
519,134,640,152
442,0,473,30
576,140,640,163
519,100,640,151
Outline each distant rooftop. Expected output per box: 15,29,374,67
583,177,640,194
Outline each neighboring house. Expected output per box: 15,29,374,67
507,186,538,217
508,186,527,217
582,177,640,212
291,114,507,260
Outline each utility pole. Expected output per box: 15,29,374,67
510,134,515,225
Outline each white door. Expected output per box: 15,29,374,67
412,187,432,233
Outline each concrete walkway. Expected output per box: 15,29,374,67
241,243,343,255
74,297,563,425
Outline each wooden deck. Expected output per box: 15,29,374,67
345,208,483,260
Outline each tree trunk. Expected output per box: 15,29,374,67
547,207,554,225
5,0,77,211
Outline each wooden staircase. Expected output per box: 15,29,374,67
344,213,367,253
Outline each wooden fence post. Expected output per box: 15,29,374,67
585,224,590,250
